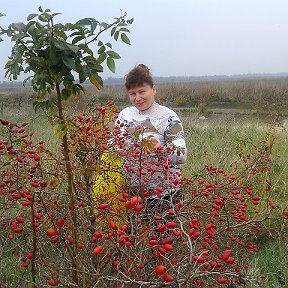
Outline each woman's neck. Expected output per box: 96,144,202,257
138,101,157,114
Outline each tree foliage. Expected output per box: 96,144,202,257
0,6,133,113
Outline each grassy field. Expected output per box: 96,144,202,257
1,78,287,287
1,76,288,113
185,114,287,281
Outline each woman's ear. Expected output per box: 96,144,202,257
152,85,157,96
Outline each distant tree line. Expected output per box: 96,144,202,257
1,73,288,89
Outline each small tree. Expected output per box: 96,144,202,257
0,6,132,286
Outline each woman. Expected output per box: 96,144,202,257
116,64,188,216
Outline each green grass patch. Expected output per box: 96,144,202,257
246,241,288,287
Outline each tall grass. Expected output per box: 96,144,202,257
179,112,288,287
247,242,288,287
1,76,288,113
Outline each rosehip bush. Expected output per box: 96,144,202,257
0,6,132,286
0,103,279,287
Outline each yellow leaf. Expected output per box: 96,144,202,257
142,136,159,152
92,152,126,227
93,165,103,173
89,73,102,90
50,177,58,188
68,144,77,152
70,92,78,101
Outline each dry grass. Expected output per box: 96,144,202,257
1,76,288,115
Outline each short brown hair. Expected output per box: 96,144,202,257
125,64,154,90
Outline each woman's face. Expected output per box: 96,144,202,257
127,83,156,111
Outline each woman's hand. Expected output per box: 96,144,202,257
149,136,161,150
142,136,161,153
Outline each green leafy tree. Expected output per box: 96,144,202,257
1,6,132,98
0,6,132,286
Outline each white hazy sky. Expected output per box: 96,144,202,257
0,0,288,80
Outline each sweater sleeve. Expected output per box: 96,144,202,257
164,115,188,165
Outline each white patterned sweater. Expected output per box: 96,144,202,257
115,102,188,198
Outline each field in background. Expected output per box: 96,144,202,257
1,77,287,287
1,76,288,117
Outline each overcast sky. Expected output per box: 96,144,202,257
1,0,288,81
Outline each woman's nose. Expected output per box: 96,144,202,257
134,94,142,101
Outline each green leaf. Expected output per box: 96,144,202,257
107,50,121,59
6,28,13,37
111,27,116,36
72,35,85,44
8,62,24,79
23,76,33,86
54,40,79,54
61,88,70,100
75,84,85,94
24,66,32,73
78,65,89,83
98,46,106,54
64,72,75,82
66,42,80,54
114,31,119,41
63,56,76,70
27,13,38,21
48,45,61,66
11,33,28,41
79,44,93,56
53,40,67,51
54,122,67,138
83,55,97,65
38,14,49,22
38,6,43,12
93,65,103,73
100,22,108,29
97,52,106,64
35,22,44,30
120,33,131,45
43,12,52,21
105,42,112,49
117,22,127,27
52,13,62,18
127,18,134,24
33,101,41,112
119,27,130,33
78,69,86,83
106,57,115,73
75,18,92,26
26,21,36,35
45,99,51,110
70,31,83,37
4,68,10,78
33,99,50,112
12,22,26,32
90,19,98,33
26,20,36,29
54,29,68,41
